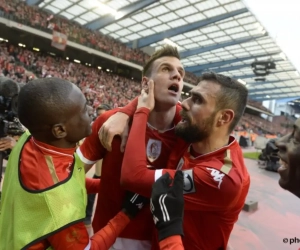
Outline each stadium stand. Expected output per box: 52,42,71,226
0,43,141,108
0,0,293,137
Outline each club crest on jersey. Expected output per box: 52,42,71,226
146,139,162,162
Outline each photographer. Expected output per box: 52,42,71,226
0,77,24,182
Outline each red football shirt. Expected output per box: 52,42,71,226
121,108,251,250
17,137,129,250
77,104,183,242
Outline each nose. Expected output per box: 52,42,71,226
275,134,289,151
181,98,190,111
171,69,181,81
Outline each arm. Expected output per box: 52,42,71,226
121,109,244,210
0,136,16,151
90,211,130,249
77,110,118,173
85,178,101,194
48,192,148,250
46,215,130,250
121,108,156,197
159,236,184,250
118,97,138,116
151,172,185,250
98,97,138,152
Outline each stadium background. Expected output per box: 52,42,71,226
0,0,300,248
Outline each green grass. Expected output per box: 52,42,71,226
243,152,260,160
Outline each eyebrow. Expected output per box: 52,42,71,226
190,91,206,103
294,124,300,131
159,63,185,73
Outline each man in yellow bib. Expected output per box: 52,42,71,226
0,77,148,250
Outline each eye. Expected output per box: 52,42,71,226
162,66,169,71
292,138,300,144
192,96,201,104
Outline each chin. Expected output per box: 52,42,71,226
156,95,179,106
87,128,92,136
164,99,179,107
278,178,288,190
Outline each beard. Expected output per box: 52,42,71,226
175,110,216,143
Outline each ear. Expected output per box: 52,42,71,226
51,123,67,139
216,109,234,127
141,76,149,89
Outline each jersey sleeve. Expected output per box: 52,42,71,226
121,107,241,211
159,236,184,250
90,211,130,249
120,108,157,198
157,165,243,211
118,97,138,117
47,213,130,250
77,110,118,164
85,178,101,194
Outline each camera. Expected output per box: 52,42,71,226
0,77,25,184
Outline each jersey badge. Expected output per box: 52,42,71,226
182,169,196,194
147,139,162,162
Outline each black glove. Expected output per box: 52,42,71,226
150,171,184,241
122,191,149,219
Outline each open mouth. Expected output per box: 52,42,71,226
279,159,288,171
168,84,179,93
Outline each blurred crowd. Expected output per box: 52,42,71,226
0,43,141,108
1,42,288,136
247,100,272,114
0,0,148,66
0,0,200,85
0,0,282,135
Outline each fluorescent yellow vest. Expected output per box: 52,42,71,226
0,132,87,250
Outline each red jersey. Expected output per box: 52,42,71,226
159,236,184,250
18,137,128,249
77,104,183,244
121,108,250,250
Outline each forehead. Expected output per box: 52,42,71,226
69,85,86,105
152,56,183,68
192,80,220,97
295,118,300,128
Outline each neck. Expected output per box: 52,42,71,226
148,105,176,131
32,134,77,149
192,132,230,155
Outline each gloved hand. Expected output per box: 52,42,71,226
150,171,184,241
122,191,149,219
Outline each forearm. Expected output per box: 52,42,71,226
118,97,138,117
121,107,155,197
159,236,184,250
85,178,101,194
90,211,130,249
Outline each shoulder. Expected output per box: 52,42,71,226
92,108,120,129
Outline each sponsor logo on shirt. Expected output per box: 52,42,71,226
146,139,162,162
206,168,225,189
182,169,196,194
